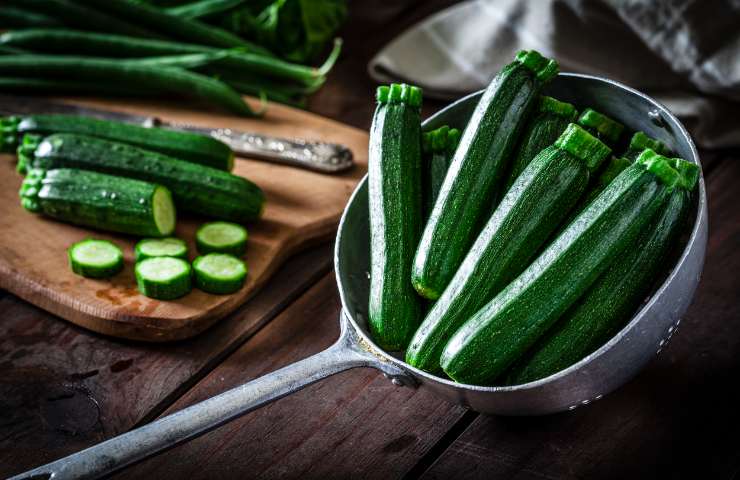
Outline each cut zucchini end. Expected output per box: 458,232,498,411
539,96,578,120
555,123,612,172
376,83,423,108
19,168,45,212
515,50,559,82
68,239,124,279
637,148,700,191
629,131,669,156
226,151,235,172
152,186,176,237
576,108,625,146
0,116,20,153
193,253,247,295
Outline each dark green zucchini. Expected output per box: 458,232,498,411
422,125,460,220
20,168,176,237
623,131,670,161
406,124,611,373
507,182,691,384
19,133,263,222
503,96,577,191
412,50,559,300
2,114,234,170
440,150,699,385
577,108,624,147
368,83,424,351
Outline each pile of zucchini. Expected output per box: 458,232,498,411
367,50,699,386
0,0,346,112
8,113,261,300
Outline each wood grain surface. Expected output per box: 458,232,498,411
0,97,367,342
0,244,332,478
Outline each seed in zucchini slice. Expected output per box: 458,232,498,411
195,221,248,256
135,257,192,300
68,239,124,278
193,253,247,294
135,237,188,261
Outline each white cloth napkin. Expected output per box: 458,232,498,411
368,0,740,149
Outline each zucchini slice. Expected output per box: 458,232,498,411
68,239,124,278
193,253,247,294
135,257,192,300
440,150,699,385
195,221,248,256
135,237,188,261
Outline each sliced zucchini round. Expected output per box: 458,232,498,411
193,253,247,295
68,239,124,278
152,186,176,237
135,257,192,300
195,221,248,256
135,237,188,261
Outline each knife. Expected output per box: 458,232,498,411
0,94,354,174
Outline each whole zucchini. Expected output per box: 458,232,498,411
406,124,611,373
368,83,424,351
412,50,559,300
440,150,699,385
503,96,577,191
576,108,624,147
19,133,263,222
20,168,176,237
2,114,234,170
507,180,691,384
422,125,460,220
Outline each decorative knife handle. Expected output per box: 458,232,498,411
210,127,354,173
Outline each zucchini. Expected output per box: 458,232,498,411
576,108,624,147
440,150,699,385
412,50,558,300
623,131,669,162
507,183,691,384
2,114,234,170
20,134,264,222
368,83,424,351
135,257,192,300
406,124,611,373
504,96,577,190
422,125,460,220
20,168,176,237
135,237,188,261
193,253,248,294
195,221,248,255
68,239,124,278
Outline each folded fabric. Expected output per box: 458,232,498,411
369,0,740,149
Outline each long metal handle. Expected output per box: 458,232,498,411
10,314,411,480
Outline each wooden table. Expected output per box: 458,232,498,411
2,2,739,478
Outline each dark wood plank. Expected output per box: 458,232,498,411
418,158,740,480
0,244,332,478
120,273,468,480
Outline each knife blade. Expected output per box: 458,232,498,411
0,95,354,174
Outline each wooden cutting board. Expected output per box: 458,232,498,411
0,96,367,342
